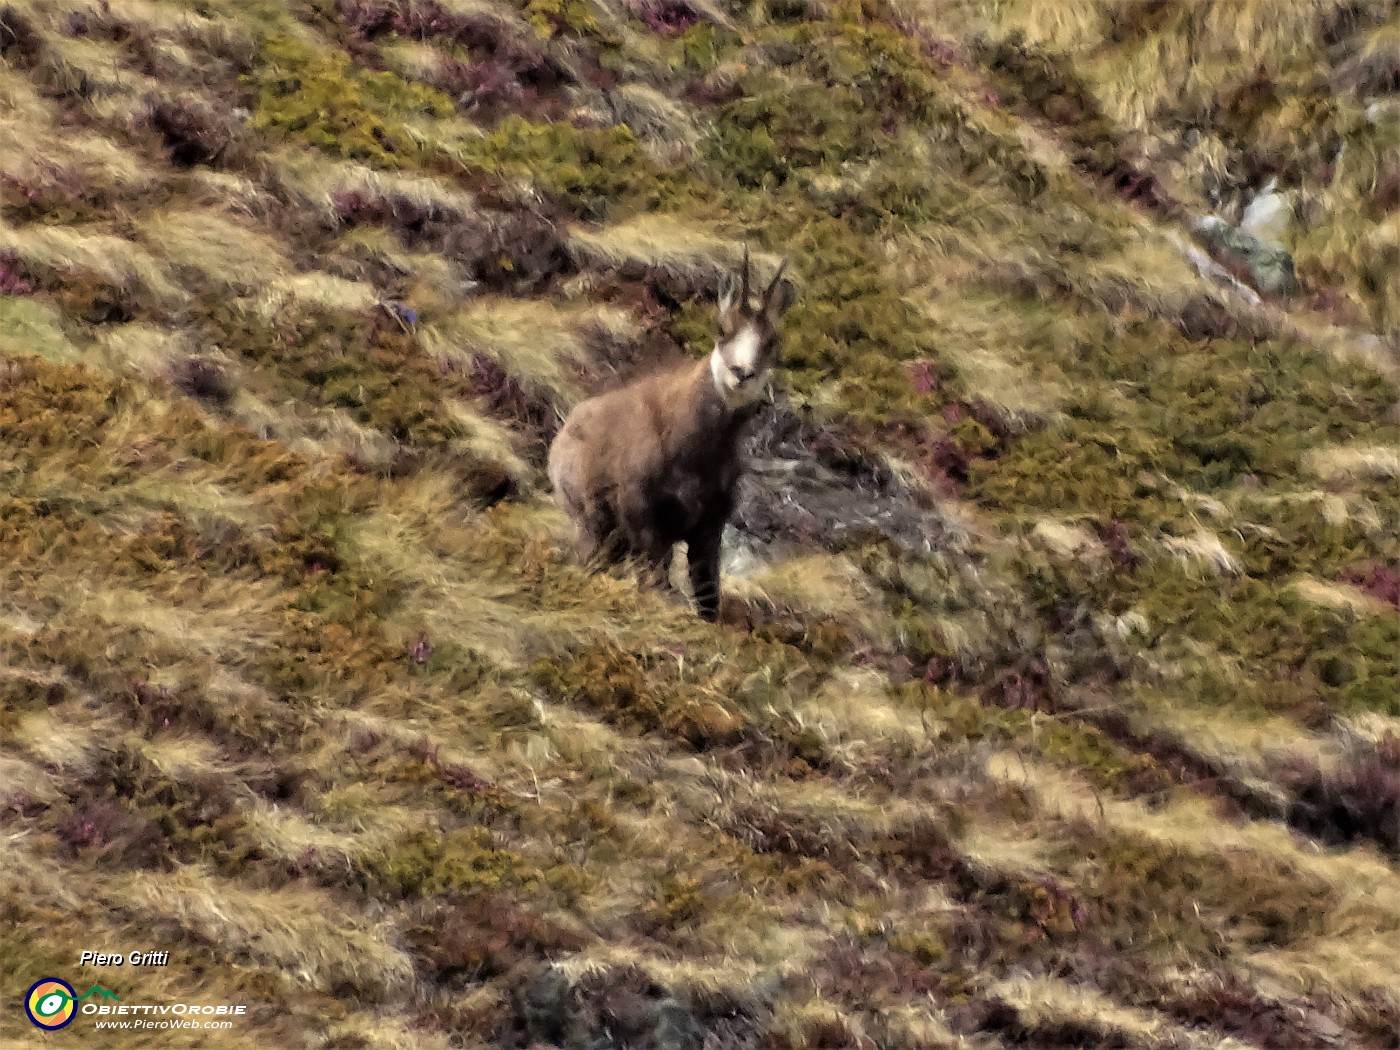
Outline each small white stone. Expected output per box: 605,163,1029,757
1240,178,1292,244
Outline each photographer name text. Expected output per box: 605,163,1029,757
79,951,170,966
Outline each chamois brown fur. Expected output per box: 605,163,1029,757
548,249,797,620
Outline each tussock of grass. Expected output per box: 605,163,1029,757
442,399,536,478
1029,519,1106,564
1292,575,1394,617
990,752,1400,934
1160,529,1244,577
274,150,480,225
125,868,417,999
568,217,775,291
937,343,1064,433
141,209,291,294
334,227,470,302
0,218,182,312
1306,442,1400,481
0,109,152,197
1334,19,1400,93
728,554,891,641
790,667,927,747
186,170,279,218
347,506,606,666
263,273,381,317
423,297,617,408
36,30,161,108
605,82,704,163
988,973,1209,1050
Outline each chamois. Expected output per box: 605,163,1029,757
547,248,797,621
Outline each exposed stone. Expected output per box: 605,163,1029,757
512,964,752,1050
1167,230,1262,307
730,398,963,562
719,523,773,579
1193,215,1297,297
1239,177,1292,244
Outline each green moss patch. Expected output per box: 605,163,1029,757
357,826,542,897
248,35,456,169
1056,821,1336,956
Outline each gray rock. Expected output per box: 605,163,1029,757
1193,215,1297,297
719,524,773,580
514,965,574,1044
1170,230,1262,307
731,398,960,560
650,998,707,1050
1248,241,1297,297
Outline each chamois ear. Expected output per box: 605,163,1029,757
762,258,796,321
719,244,751,316
718,269,740,316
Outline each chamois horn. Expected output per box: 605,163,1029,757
763,256,790,310
740,244,751,307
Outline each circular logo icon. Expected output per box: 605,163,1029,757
25,978,77,1030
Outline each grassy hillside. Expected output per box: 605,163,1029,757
2,0,1400,1046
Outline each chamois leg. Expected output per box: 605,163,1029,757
634,533,676,593
572,502,624,572
572,527,607,569
686,523,723,623
620,511,674,593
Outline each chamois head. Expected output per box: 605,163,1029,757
710,246,797,408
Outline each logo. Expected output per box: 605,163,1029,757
24,978,120,1031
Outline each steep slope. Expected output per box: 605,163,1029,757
1,0,1399,1047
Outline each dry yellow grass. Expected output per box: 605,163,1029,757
266,272,380,316
989,973,1257,1050
986,752,1400,1006
1030,519,1106,563
0,88,152,195
1160,529,1244,577
1306,443,1400,481
425,297,640,408
1132,697,1338,777
0,217,183,309
1292,575,1395,617
92,320,190,377
727,553,891,637
377,37,448,85
793,667,929,752
568,218,787,290
121,868,418,998
141,209,291,293
604,83,704,164
347,502,646,667
273,151,480,225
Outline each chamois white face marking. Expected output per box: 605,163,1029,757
710,249,796,408
712,322,771,406
730,325,762,373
